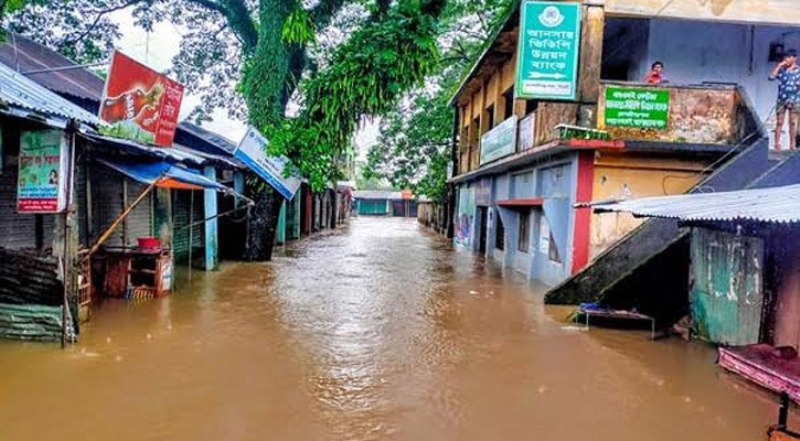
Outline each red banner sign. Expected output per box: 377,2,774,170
99,51,184,147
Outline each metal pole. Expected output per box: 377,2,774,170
23,62,108,75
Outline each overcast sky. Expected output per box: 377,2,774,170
111,10,378,157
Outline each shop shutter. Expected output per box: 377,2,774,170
124,180,153,247
91,165,124,248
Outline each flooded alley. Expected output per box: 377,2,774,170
0,217,791,440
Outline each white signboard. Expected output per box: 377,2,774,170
539,216,551,254
234,128,301,200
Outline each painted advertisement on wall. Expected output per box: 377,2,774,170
455,186,475,247
17,130,69,213
515,1,582,100
99,51,185,147
234,128,301,200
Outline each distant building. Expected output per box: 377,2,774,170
354,190,417,217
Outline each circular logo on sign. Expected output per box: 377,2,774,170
539,6,564,28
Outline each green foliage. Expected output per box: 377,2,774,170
266,0,445,191
362,0,512,201
282,8,316,45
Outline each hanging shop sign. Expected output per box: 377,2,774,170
480,115,518,165
234,128,301,200
99,50,185,147
604,86,670,129
519,113,536,151
17,130,70,213
515,1,582,100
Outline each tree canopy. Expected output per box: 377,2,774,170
3,0,454,258
362,0,512,201
5,0,450,190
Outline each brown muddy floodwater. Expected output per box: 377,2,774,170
0,217,793,440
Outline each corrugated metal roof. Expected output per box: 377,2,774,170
593,184,800,224
0,62,98,125
0,34,105,101
178,122,238,154
81,132,219,167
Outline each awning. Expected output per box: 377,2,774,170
497,198,544,207
591,184,800,225
98,158,231,192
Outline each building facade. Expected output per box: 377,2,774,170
449,0,774,286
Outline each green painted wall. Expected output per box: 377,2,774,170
277,201,286,245
357,199,388,216
690,228,764,346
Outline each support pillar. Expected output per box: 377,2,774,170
203,166,218,271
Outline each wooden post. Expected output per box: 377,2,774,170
83,180,159,261
578,4,605,105
61,129,77,348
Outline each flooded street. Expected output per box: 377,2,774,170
0,217,791,440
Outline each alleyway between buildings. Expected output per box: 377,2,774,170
0,217,791,440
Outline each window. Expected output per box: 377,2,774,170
495,215,505,251
525,100,538,115
486,105,495,129
518,210,531,252
503,87,514,120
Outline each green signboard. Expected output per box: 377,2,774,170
515,1,582,101
604,86,670,129
480,116,518,165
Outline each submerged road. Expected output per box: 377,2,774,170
0,217,791,440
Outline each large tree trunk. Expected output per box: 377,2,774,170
243,187,285,261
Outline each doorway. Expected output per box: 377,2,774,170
478,207,488,253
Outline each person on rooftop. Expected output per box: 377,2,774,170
769,49,800,151
643,61,667,85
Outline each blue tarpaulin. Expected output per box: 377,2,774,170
97,158,229,192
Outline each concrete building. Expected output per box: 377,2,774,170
448,0,772,286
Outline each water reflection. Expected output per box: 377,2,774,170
0,217,792,440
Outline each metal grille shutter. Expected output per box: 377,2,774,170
124,180,153,246
172,190,204,261
91,165,124,248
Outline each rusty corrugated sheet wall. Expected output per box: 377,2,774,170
76,159,89,247
690,228,764,346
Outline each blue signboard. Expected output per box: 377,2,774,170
234,128,301,200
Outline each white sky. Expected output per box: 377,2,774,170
111,10,378,156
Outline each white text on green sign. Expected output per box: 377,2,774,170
604,86,670,129
515,1,582,101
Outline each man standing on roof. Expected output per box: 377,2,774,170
769,49,800,151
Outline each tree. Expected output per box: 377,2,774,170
5,0,449,260
363,0,512,202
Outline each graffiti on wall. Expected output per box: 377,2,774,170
455,187,475,247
